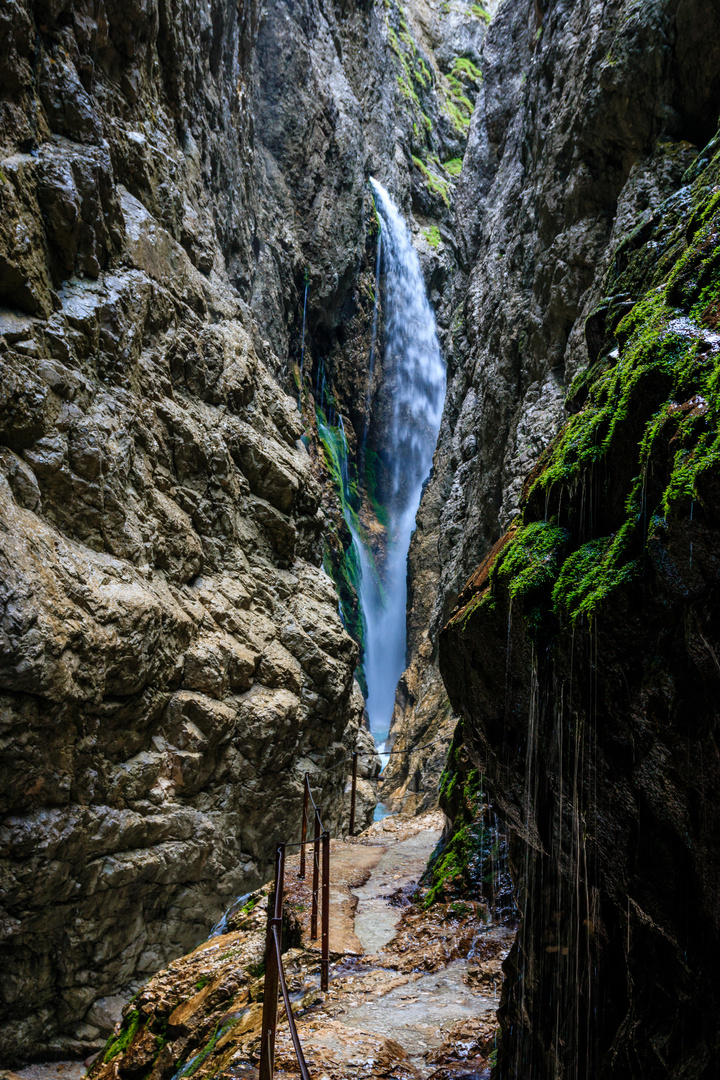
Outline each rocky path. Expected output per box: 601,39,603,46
268,813,511,1080
3,813,513,1080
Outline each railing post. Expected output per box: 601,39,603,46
259,843,285,1080
321,830,330,991
349,751,358,836
310,808,321,940
299,773,310,879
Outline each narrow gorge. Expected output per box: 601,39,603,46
1,1,719,1079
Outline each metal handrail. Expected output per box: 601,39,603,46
259,812,329,1080
315,735,450,774
380,736,449,755
257,736,447,1080
272,923,312,1080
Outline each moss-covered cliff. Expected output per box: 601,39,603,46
440,128,720,1079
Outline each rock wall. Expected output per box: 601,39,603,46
0,0,393,1060
434,0,720,1076
0,0,501,1058
441,126,720,1077
287,0,491,675
258,0,491,779
391,0,720,804
363,0,496,809
423,0,720,634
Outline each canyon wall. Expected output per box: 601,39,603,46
390,0,720,804
0,0,379,1059
5,0,718,1070
434,0,720,1076
0,0,496,1059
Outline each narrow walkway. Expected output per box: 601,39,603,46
9,813,514,1080
268,812,513,1080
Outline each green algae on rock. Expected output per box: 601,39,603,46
424,721,515,917
487,132,720,628
440,126,720,1080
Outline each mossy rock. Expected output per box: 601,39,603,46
489,126,720,630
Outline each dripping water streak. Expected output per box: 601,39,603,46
299,281,308,407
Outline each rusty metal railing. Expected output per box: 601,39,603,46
259,778,330,1080
257,734,449,1080
259,841,314,1080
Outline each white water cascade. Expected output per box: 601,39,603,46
356,179,446,744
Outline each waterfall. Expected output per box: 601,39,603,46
299,280,308,407
362,226,383,467
356,179,446,744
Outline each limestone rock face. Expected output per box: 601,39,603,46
429,0,720,630
0,0,390,1060
434,3,720,1075
0,0,496,1058
440,128,720,1072
391,0,720,806
252,0,491,678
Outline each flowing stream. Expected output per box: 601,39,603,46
356,179,446,745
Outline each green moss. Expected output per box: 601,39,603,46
448,900,474,917
323,531,365,665
181,1021,234,1078
490,521,568,602
531,288,710,503
471,3,491,21
400,30,431,86
443,97,471,136
479,126,720,628
424,225,442,248
151,1015,169,1036
387,8,433,124
456,585,496,629
450,56,482,83
194,975,209,991
102,1009,141,1063
217,945,243,962
316,407,373,676
412,155,451,207
443,157,463,176
447,79,474,114
425,741,494,907
363,444,390,530
551,535,636,620
397,73,416,105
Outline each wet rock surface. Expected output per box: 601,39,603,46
5,0,720,1074
391,0,720,804
0,0,411,1059
440,116,720,1079
80,812,513,1080
0,9,494,1055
